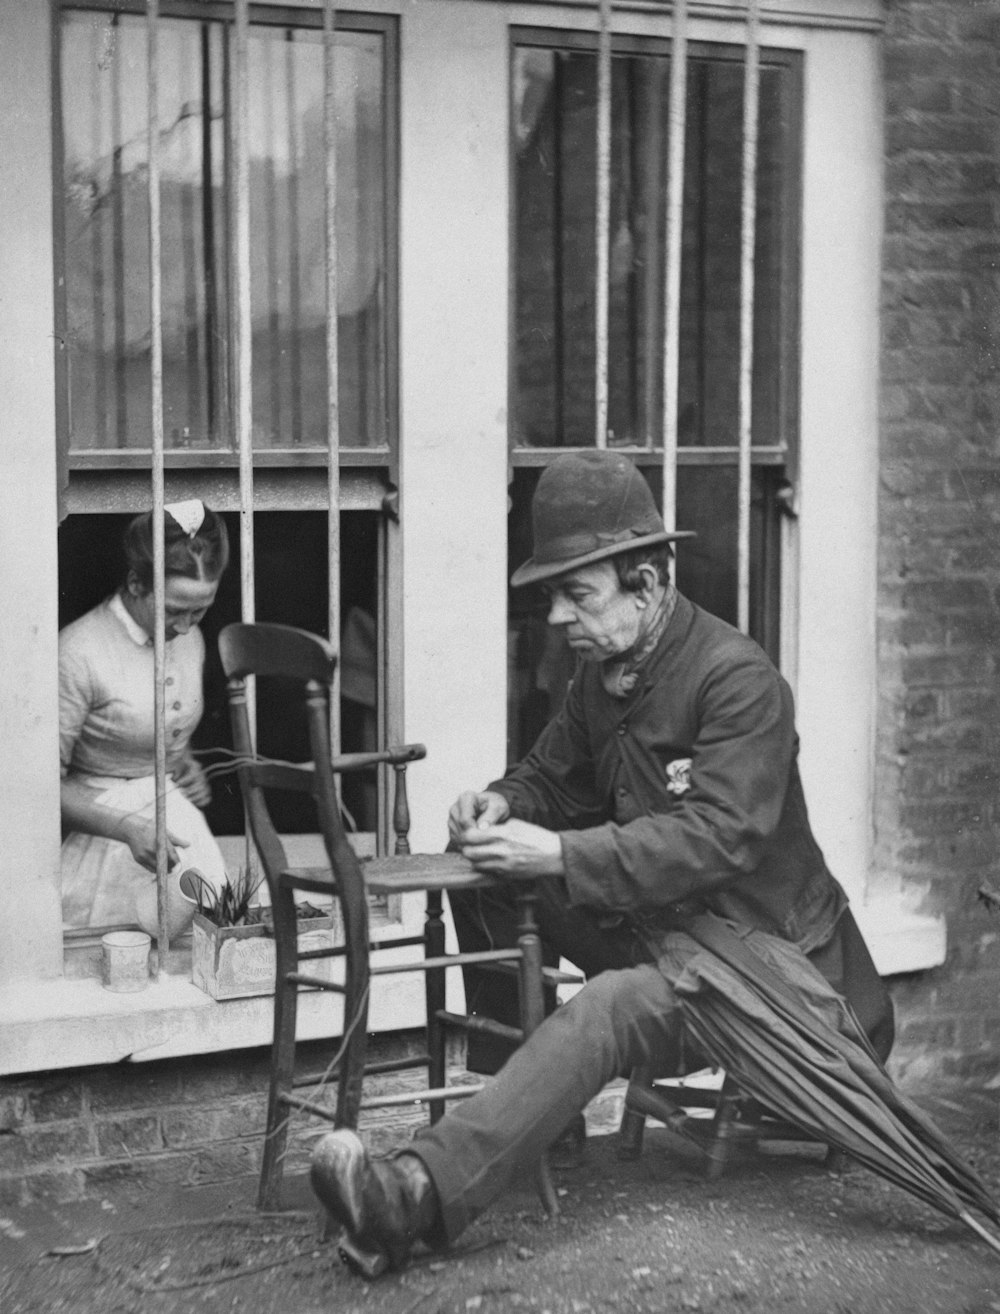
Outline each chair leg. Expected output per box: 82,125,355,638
618,1070,652,1161
825,1147,849,1173
704,1076,745,1180
424,890,447,1124
258,894,300,1210
515,888,560,1218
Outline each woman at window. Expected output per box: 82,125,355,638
59,500,229,938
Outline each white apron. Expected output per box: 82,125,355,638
61,774,227,938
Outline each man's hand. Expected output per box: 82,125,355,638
172,755,211,809
458,818,564,880
448,790,510,844
116,814,190,874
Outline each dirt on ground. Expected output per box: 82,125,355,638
3,1086,1000,1314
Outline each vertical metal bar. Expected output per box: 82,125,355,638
552,55,566,443
147,0,169,967
286,30,304,446
640,60,665,448
234,1,256,634
661,0,688,533
233,0,257,888
201,23,218,441
737,0,761,635
594,0,612,449
324,0,342,756
112,14,127,448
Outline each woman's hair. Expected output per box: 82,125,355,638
123,503,230,593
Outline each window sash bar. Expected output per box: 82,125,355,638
661,0,688,533
594,0,612,449
147,0,170,966
324,0,342,755
737,0,760,634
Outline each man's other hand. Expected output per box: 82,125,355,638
448,790,511,844
458,819,564,880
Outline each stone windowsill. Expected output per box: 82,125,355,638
1,893,946,1079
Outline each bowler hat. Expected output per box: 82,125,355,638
511,450,694,588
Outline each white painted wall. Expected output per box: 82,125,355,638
795,27,884,908
0,2,64,987
398,0,513,848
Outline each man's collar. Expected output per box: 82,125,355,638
599,584,677,698
109,591,153,648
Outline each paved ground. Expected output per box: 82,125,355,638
2,1083,1000,1314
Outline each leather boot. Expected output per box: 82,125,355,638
310,1130,439,1279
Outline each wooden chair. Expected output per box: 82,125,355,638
619,1068,840,1177
218,622,561,1214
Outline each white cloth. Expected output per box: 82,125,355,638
61,775,226,937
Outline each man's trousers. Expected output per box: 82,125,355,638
406,882,894,1244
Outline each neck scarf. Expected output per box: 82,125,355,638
600,584,677,699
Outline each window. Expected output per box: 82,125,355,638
58,4,393,459
508,29,800,760
54,2,400,954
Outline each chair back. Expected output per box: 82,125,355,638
218,622,372,1104
219,620,337,685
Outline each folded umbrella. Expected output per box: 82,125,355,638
655,914,1000,1255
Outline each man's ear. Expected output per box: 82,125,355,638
125,570,142,598
634,562,659,607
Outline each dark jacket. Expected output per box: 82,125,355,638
491,592,848,955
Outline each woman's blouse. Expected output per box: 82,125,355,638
59,592,205,781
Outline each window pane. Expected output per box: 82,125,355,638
512,40,796,450
60,9,388,455
247,27,387,450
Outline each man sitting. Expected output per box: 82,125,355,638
310,450,893,1278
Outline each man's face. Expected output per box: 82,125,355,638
543,560,646,661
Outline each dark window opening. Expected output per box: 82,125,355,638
58,510,380,835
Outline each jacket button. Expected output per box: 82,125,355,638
617,724,627,736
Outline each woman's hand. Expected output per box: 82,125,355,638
172,755,211,809
116,814,189,874
458,818,564,880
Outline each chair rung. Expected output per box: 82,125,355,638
482,961,582,985
278,1092,338,1121
292,1054,430,1089
624,1086,715,1149
286,972,345,992
298,945,344,961
360,1083,485,1110
369,947,521,977
647,1084,721,1110
372,934,425,952
435,1010,524,1044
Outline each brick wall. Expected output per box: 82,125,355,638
0,1033,444,1207
0,1034,628,1206
878,0,1000,1082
